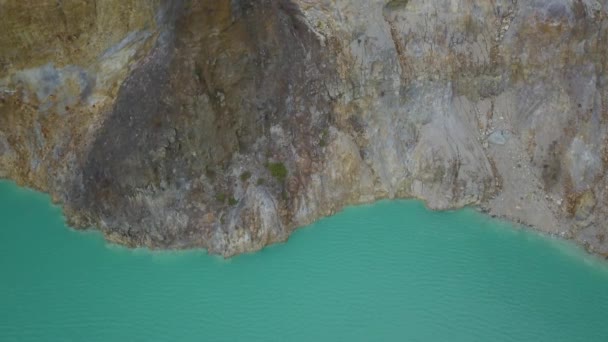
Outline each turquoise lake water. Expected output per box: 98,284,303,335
1,181,608,341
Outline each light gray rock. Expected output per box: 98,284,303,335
488,130,512,145
1,0,607,258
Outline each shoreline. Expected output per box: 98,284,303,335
3,179,605,262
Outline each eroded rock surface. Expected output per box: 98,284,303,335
1,0,607,257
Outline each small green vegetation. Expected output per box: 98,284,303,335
217,192,238,206
240,171,252,182
256,178,266,186
267,162,288,182
215,193,226,203
385,0,409,11
319,128,329,147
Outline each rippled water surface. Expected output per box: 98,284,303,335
2,181,608,341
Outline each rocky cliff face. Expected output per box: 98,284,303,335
1,0,607,257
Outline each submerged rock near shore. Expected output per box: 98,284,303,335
1,0,607,257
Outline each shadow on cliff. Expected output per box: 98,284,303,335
70,0,335,250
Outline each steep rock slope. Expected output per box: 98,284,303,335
1,0,607,257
